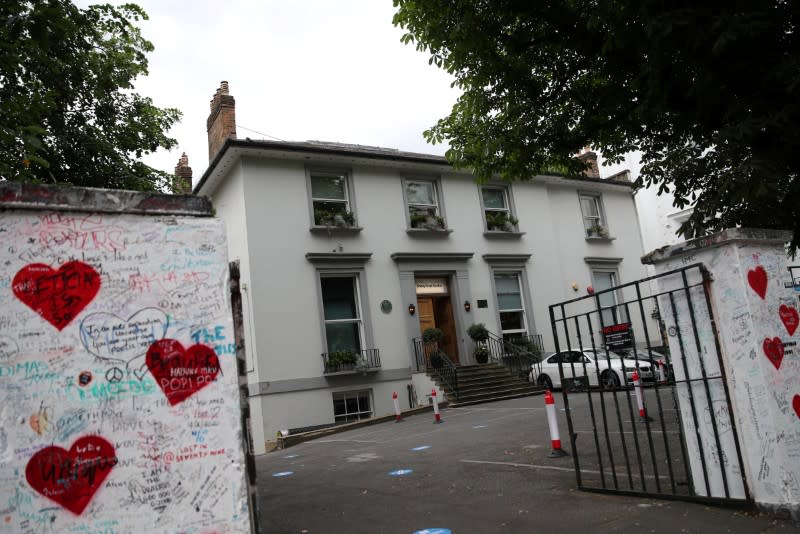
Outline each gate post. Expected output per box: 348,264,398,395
644,228,799,519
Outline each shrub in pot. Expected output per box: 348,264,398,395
474,346,490,364
466,323,489,342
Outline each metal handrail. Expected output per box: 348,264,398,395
412,336,459,400
482,332,544,379
321,348,381,374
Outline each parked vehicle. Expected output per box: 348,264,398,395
530,348,655,390
612,349,674,383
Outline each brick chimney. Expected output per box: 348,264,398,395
207,81,236,161
576,149,600,178
174,152,192,192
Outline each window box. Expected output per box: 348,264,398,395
322,348,381,374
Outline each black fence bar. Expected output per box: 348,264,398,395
548,263,748,506
412,337,459,401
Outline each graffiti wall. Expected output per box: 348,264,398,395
0,190,251,533
645,228,800,517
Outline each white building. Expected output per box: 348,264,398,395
195,83,655,454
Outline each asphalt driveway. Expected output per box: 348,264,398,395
255,395,793,534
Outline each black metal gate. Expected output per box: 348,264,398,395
547,263,750,506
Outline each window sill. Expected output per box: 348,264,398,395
484,230,525,239
406,228,453,237
310,226,363,235
585,236,615,242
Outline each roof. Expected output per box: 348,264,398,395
194,138,635,195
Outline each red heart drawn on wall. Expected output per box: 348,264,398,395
25,435,117,515
146,339,220,406
779,305,799,337
747,266,768,300
794,395,800,419
13,261,100,330
763,337,784,370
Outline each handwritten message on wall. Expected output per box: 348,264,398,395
652,239,800,512
0,210,250,533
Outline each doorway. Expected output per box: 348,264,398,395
415,276,459,364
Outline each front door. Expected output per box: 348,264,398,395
416,295,459,364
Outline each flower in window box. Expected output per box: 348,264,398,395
486,212,519,231
315,208,356,228
328,350,358,369
411,213,445,230
587,223,609,238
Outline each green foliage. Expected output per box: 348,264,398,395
0,1,182,191
422,327,444,343
393,1,800,253
474,345,490,364
466,323,489,342
410,213,445,229
429,349,446,368
485,211,518,231
314,208,356,227
327,350,358,368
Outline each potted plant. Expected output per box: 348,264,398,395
422,328,446,368
422,327,444,344
486,212,519,232
466,323,490,342
474,345,490,364
328,350,358,369
587,223,609,238
468,323,491,364
315,208,355,228
429,349,446,369
410,213,445,230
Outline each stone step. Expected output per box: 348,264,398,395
449,389,545,407
455,383,541,399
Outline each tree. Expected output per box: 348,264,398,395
393,1,800,252
0,1,181,191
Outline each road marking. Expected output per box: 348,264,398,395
316,439,380,444
411,445,431,451
272,471,294,477
461,459,579,474
460,459,678,480
388,468,413,476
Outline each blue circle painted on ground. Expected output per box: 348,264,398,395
272,471,294,477
411,445,431,451
472,424,488,429
412,529,452,534
283,454,299,459
388,468,413,476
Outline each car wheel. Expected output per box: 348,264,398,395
601,371,620,389
537,374,553,390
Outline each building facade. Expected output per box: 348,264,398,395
195,84,655,454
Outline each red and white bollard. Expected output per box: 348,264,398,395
544,390,568,457
632,371,653,422
431,389,442,424
656,360,667,384
392,391,402,422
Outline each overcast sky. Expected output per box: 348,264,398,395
76,0,636,185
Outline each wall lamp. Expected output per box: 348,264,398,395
408,303,416,315
464,300,471,312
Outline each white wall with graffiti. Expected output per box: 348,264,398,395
0,203,251,533
646,228,800,517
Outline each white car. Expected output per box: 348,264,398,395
530,348,655,390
